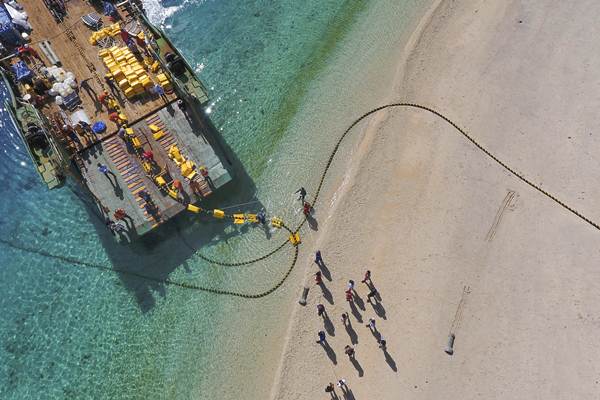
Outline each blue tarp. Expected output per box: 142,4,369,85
103,1,117,17
0,4,19,45
11,60,32,82
92,121,106,134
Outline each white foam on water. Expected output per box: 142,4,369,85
142,0,203,25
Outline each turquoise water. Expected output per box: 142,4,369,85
0,0,423,398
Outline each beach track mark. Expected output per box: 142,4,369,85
485,190,517,242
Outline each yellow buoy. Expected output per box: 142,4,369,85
289,233,301,246
213,209,225,219
187,204,201,213
271,217,283,228
233,214,245,224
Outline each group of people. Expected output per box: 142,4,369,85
313,249,387,398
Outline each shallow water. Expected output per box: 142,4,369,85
0,0,423,398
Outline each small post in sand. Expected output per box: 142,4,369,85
445,333,456,355
299,287,309,306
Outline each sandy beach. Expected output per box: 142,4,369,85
270,0,600,398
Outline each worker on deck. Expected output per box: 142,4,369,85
138,189,152,204
114,208,128,221
104,74,119,97
17,44,41,62
142,149,154,162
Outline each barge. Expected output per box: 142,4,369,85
0,0,232,240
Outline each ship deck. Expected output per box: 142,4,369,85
78,103,232,238
13,0,232,238
19,0,180,141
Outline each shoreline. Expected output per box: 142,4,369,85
268,0,444,398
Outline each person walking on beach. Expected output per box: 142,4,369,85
344,345,355,359
366,288,379,303
341,312,349,326
337,378,348,393
345,289,353,302
315,271,323,285
348,279,356,293
316,330,326,344
366,318,377,332
296,187,307,202
325,382,336,398
317,303,326,318
378,336,387,350
361,270,371,284
315,250,323,266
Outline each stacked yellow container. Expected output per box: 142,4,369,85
99,46,153,99
155,73,172,91
88,23,122,45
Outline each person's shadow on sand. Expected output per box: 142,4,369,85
320,340,337,365
383,349,397,372
324,316,335,336
371,301,387,320
317,260,332,281
349,301,362,323
345,321,359,344
307,214,318,230
353,292,365,311
350,357,364,377
318,282,334,304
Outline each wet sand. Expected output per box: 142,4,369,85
270,0,600,398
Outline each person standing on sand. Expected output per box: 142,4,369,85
366,288,379,303
344,345,355,359
341,312,349,326
315,271,323,285
325,382,336,397
361,270,371,284
348,279,356,293
345,290,353,302
337,378,348,394
317,303,326,318
378,336,387,350
316,330,326,344
315,250,323,266
366,318,377,331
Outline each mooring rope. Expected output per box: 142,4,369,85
3,102,598,298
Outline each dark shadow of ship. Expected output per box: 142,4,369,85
71,113,273,313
